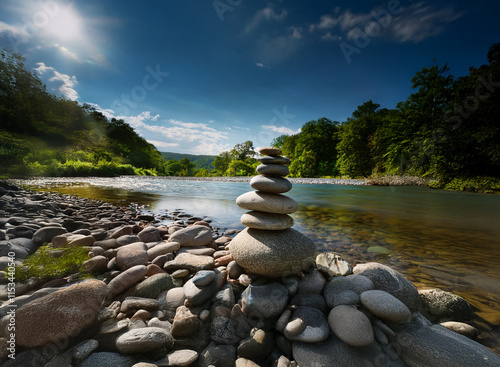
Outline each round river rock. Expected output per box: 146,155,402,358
229,228,317,277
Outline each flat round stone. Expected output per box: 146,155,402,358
256,156,290,165
230,228,317,277
240,211,294,230
250,176,292,194
258,147,282,156
236,191,298,214
256,164,289,177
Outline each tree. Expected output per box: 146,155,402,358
336,101,383,177
213,151,232,175
230,140,255,161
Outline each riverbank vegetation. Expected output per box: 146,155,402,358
0,49,165,177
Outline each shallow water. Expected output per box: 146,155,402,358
22,176,500,351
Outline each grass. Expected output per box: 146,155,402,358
15,246,91,282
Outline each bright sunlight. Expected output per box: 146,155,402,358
43,6,84,42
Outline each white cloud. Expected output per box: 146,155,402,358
391,4,463,43
313,4,462,44
88,105,230,155
0,21,30,40
290,26,302,39
246,6,287,33
322,32,341,42
256,62,265,68
147,140,179,149
33,62,79,100
317,15,338,30
262,125,300,135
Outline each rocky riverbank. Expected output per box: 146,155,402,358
0,180,499,367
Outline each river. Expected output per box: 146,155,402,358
21,176,500,351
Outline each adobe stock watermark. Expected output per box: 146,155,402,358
6,252,16,360
212,0,244,22
9,0,73,51
110,65,169,116
339,0,404,64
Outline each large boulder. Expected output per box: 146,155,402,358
230,228,317,277
168,225,213,247
390,314,500,366
419,288,474,322
292,335,405,367
353,262,421,312
12,279,107,348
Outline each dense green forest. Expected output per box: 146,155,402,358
0,49,165,177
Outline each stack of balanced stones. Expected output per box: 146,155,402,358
229,147,317,278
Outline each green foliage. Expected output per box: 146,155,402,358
212,151,232,176
429,176,500,193
275,118,339,177
0,49,166,177
230,140,255,161
161,152,216,170
164,157,196,176
15,246,90,281
226,159,257,176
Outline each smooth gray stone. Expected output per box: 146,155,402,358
284,306,330,343
250,175,292,194
236,191,298,215
323,274,375,308
256,164,289,177
116,327,173,354
360,289,411,323
354,262,421,312
230,228,317,277
258,147,282,156
391,314,500,367
328,305,374,347
168,225,213,247
256,156,290,165
240,211,293,230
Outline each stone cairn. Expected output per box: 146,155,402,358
229,147,317,278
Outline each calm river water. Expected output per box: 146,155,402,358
22,176,500,351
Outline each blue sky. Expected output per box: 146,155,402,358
1,0,499,155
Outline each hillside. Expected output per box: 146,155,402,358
161,152,216,170
0,49,165,177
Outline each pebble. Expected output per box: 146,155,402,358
192,270,216,286
284,306,330,343
328,305,374,347
360,289,411,323
168,225,213,247
116,327,173,354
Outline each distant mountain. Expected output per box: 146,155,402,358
161,152,216,170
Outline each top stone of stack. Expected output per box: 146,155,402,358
258,147,282,156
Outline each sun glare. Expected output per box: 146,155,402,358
44,6,84,42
